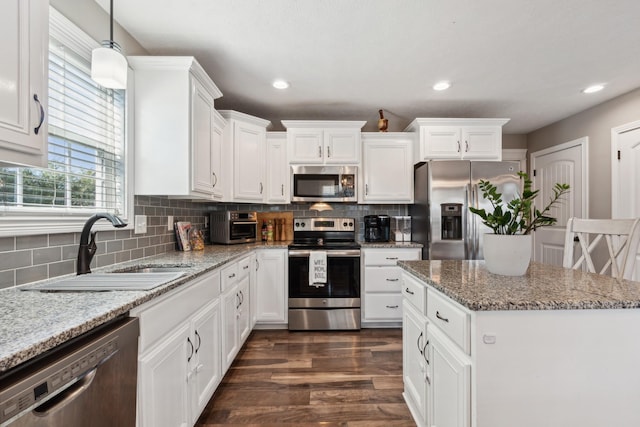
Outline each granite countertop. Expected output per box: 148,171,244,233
359,241,423,248
0,242,288,373
399,260,640,311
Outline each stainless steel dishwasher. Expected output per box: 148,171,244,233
0,317,139,427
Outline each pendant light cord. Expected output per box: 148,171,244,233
110,0,114,43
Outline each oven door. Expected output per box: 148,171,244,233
288,249,360,304
229,220,257,242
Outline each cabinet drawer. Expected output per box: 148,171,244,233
133,270,220,353
426,288,470,354
221,262,238,291
364,294,403,320
365,267,402,292
237,255,252,280
365,249,421,266
402,272,426,314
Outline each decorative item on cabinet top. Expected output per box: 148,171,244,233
377,110,389,132
257,211,293,241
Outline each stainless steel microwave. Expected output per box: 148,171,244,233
291,165,357,202
209,211,257,244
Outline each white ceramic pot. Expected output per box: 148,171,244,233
483,234,532,276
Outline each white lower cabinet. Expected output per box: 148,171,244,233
427,325,471,427
402,271,471,427
221,255,252,372
403,300,428,425
362,248,420,325
255,249,288,325
133,269,222,427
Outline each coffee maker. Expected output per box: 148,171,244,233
364,215,390,242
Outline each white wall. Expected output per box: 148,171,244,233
527,87,640,219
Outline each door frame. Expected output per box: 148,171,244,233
611,119,640,219
530,137,589,219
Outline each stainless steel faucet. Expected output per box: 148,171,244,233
77,213,127,275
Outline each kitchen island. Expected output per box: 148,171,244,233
398,260,640,427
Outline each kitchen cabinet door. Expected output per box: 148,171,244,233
361,134,413,203
265,132,289,203
233,120,265,201
428,325,471,427
138,323,191,427
210,111,225,200
191,77,217,196
221,285,239,372
403,300,429,426
287,128,324,164
237,274,251,344
255,249,288,324
0,0,48,167
422,127,462,159
461,126,502,159
324,129,361,164
189,299,222,424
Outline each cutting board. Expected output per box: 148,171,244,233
256,211,293,241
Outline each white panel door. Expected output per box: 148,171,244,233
265,134,289,203
0,0,47,167
613,123,640,281
403,300,428,424
221,286,239,372
255,249,287,323
532,139,586,265
191,78,215,196
288,129,323,163
461,126,501,160
233,121,265,201
324,129,360,163
422,127,461,159
362,140,413,203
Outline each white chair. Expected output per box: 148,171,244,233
563,217,640,280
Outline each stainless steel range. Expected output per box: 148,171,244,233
288,217,361,330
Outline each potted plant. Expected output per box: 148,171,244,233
469,172,570,275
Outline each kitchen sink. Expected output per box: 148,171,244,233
24,271,186,292
111,264,193,274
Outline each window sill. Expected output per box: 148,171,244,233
0,214,133,237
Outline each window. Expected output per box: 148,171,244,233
0,8,131,236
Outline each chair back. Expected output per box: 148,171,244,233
562,217,640,280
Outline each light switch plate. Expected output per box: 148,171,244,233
167,215,174,231
134,215,147,234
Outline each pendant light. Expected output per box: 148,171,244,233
91,0,127,89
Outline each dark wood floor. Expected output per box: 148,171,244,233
196,328,416,426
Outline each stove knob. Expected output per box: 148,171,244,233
301,222,306,228
295,222,299,227
349,222,353,227
343,222,347,227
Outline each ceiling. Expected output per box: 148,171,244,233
101,0,640,133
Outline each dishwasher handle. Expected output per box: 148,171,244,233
32,368,98,417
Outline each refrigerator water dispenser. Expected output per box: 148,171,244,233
441,203,462,240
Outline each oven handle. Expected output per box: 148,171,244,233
232,221,258,225
288,249,361,258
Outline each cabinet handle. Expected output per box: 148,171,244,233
423,339,430,365
457,141,461,153
425,373,431,386
228,273,236,279
417,331,424,354
365,184,369,195
33,94,45,135
256,259,260,270
281,184,284,196
318,145,322,158
212,172,217,187
465,140,469,152
236,293,241,309
385,257,398,260
194,330,201,354
327,146,331,158
405,287,414,295
187,337,194,362
239,290,244,305
385,278,399,282
386,305,399,309
259,182,263,194
243,265,249,270
436,311,450,323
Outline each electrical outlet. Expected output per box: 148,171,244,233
134,215,147,234
167,215,174,231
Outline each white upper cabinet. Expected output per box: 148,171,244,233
0,0,48,167
219,110,270,203
406,118,509,161
282,120,365,165
265,132,289,204
128,56,223,199
361,133,414,203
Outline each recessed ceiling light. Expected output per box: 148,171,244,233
433,81,451,91
582,84,604,94
272,80,290,89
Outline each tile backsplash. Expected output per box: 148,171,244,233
0,197,407,289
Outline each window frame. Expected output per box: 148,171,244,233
0,7,134,237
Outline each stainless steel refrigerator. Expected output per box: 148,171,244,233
410,161,521,260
